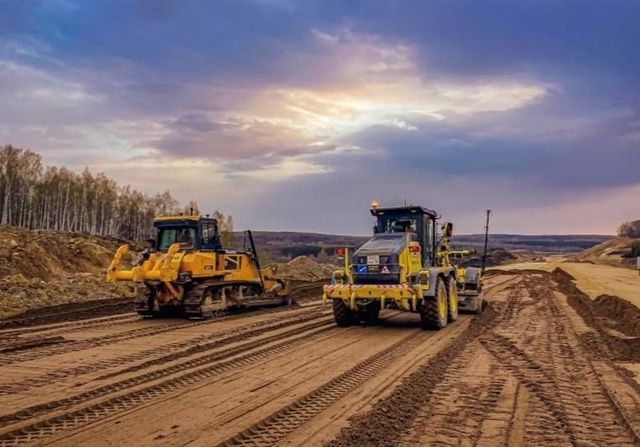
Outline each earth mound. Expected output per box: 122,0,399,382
269,256,336,282
0,226,133,318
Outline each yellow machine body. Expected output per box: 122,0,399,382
323,204,483,329
107,215,289,318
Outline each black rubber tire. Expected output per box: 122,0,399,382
420,277,448,330
448,277,459,322
363,302,381,326
474,295,484,314
333,299,355,327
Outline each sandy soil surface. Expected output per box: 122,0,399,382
559,262,640,305
0,269,639,447
488,261,558,273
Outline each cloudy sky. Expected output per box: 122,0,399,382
1,0,638,235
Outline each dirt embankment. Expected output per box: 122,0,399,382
0,226,134,319
551,267,640,361
571,236,639,268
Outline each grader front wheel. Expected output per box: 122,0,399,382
362,301,381,326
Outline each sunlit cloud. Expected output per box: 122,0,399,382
147,28,548,169
1,0,637,233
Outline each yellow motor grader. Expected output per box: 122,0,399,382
322,203,484,329
106,215,290,318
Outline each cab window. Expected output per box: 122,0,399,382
201,222,222,250
381,217,417,233
224,255,242,270
158,228,196,251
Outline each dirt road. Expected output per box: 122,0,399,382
0,271,639,446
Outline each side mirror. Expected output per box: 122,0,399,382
441,222,453,237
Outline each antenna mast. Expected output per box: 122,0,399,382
481,210,491,275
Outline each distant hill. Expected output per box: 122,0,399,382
453,234,611,253
234,231,611,261
572,237,640,267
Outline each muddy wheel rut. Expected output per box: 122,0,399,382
0,306,327,396
0,313,139,346
0,322,338,446
2,272,640,447
0,281,326,357
328,272,640,447
0,302,322,365
218,331,431,447
0,311,334,427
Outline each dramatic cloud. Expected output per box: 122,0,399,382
0,0,638,233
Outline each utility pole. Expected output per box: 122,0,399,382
481,210,491,275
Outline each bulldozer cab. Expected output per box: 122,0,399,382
371,205,437,267
153,216,222,252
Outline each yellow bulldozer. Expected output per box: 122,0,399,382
322,202,484,329
107,214,290,318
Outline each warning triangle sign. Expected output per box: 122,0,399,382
381,266,390,274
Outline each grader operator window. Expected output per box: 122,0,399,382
158,228,196,251
381,217,417,234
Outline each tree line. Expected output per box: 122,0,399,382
618,219,640,239
0,145,232,242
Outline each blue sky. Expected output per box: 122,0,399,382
1,0,638,234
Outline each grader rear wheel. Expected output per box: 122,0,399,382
333,300,355,327
420,277,448,330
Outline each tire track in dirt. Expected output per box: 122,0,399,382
328,272,640,447
0,314,139,345
397,342,510,447
481,274,639,446
217,331,430,447
0,312,332,428
326,305,499,446
0,306,327,396
0,302,320,365
0,300,134,332
0,319,340,447
0,282,324,364
397,275,573,447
